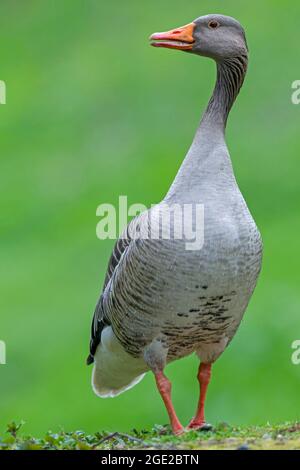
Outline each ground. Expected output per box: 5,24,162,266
1,422,300,450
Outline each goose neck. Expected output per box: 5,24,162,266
201,55,248,131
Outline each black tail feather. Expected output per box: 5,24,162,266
86,354,94,366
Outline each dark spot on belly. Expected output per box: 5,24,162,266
163,331,178,337
177,313,189,318
218,308,228,314
195,285,199,289
189,309,200,313
202,286,208,290
212,295,224,301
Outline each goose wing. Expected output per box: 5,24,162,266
87,225,134,365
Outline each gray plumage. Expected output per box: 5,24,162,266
87,14,262,401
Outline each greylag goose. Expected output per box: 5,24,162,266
87,14,263,435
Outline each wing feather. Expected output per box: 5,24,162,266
86,226,132,364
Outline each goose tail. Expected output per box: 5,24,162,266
91,326,147,398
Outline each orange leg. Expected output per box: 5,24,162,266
154,371,184,435
188,363,212,430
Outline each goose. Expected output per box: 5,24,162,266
87,14,263,435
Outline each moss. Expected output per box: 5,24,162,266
1,421,300,450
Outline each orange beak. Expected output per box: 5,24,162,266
150,23,195,51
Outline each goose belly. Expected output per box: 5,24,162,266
108,213,262,363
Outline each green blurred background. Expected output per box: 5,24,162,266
1,0,300,436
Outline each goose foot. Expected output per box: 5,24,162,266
187,420,213,431
173,426,185,436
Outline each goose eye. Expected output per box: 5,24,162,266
208,20,220,30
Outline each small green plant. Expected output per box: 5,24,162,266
1,422,300,450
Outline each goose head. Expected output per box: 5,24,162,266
150,14,248,60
